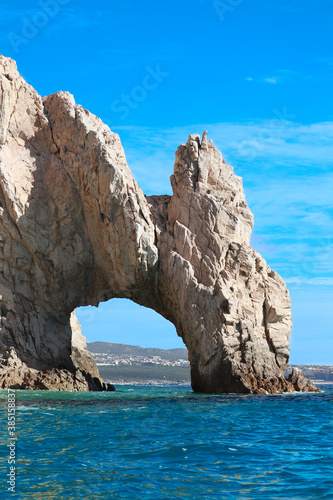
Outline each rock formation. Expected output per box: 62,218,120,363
0,55,319,393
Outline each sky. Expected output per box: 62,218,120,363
1,0,332,363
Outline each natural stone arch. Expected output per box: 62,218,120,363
0,56,317,393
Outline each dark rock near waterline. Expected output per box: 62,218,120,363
287,368,321,393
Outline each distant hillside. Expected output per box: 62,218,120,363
87,341,188,362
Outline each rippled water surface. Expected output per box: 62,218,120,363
1,385,332,499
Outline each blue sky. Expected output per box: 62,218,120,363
1,0,333,363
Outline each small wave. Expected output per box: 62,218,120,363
16,405,40,411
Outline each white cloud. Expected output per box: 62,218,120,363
263,76,279,84
246,69,321,86
286,277,333,286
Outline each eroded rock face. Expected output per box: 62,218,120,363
0,55,319,393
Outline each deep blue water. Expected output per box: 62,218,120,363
1,385,333,500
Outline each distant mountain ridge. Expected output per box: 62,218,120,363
87,341,188,362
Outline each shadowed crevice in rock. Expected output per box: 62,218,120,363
0,55,320,393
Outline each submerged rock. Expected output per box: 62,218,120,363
0,55,319,393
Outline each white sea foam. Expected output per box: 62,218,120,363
16,405,40,411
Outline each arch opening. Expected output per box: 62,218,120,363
75,299,190,386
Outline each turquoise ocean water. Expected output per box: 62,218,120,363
1,385,332,499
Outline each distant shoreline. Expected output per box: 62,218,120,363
0,381,329,390
104,379,191,386
104,380,332,388
90,342,333,388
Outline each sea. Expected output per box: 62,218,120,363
1,385,332,500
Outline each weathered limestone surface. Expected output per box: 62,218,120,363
0,55,319,393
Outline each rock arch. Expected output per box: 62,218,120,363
0,56,317,393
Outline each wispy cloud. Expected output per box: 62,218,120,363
0,3,125,41
246,65,333,85
286,277,333,286
113,119,333,181
263,76,280,84
246,69,305,85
